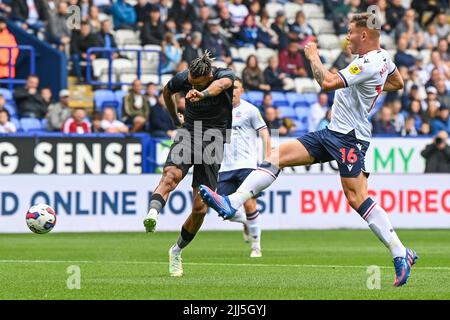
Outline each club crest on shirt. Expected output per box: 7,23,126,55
349,64,362,75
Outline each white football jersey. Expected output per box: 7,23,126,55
220,99,267,172
328,49,396,141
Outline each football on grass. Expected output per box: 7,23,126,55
25,204,57,234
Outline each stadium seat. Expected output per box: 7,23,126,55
122,44,143,60
114,29,139,47
256,47,277,64
295,78,321,93
212,61,228,69
92,58,110,78
4,103,17,118
0,88,13,101
304,93,319,105
230,47,240,61
94,89,116,108
265,2,284,18
20,118,43,132
318,34,340,50
143,44,162,52
294,107,310,131
161,74,172,87
141,74,160,85
238,47,256,62
112,58,134,73
10,117,21,132
277,106,296,119
115,90,127,111
284,2,302,20
246,90,264,105
119,73,137,85
381,34,396,50
41,118,48,130
309,19,334,34
286,92,308,108
270,91,289,107
232,61,246,78
302,3,325,19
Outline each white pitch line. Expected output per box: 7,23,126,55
0,259,448,271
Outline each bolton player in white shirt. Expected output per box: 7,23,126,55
200,13,418,287
218,77,271,258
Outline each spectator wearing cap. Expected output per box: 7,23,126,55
46,1,71,50
140,6,165,46
430,104,450,134
169,0,197,32
112,0,137,30
123,79,150,133
228,0,248,26
13,74,47,119
278,41,308,78
134,0,152,28
394,36,416,69
62,108,91,134
288,11,315,49
0,109,16,133
271,10,289,51
0,17,19,80
46,89,72,132
202,18,232,65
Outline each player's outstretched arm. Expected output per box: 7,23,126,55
186,78,233,102
259,127,272,159
163,85,183,128
304,42,345,92
383,68,404,92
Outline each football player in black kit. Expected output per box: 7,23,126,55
143,51,235,277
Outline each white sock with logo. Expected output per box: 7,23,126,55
246,211,261,250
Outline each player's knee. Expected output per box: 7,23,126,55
161,168,181,191
344,188,365,209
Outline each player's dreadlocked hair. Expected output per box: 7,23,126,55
188,50,215,78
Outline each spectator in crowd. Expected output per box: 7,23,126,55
436,79,450,108
376,0,391,34
70,21,99,80
112,0,136,30
438,38,449,63
177,21,194,48
181,31,203,64
308,92,329,132
248,0,261,17
218,5,240,45
401,116,418,136
101,106,129,133
46,89,71,132
169,0,197,32
193,5,211,33
316,108,332,131
0,93,10,112
424,97,441,124
386,0,405,32
288,11,315,48
411,0,442,28
91,110,103,133
435,12,450,40
88,5,102,33
407,99,426,131
93,0,112,14
257,10,278,49
264,106,292,136
242,54,271,91
14,74,47,119
0,109,16,133
425,67,444,90
237,14,261,48
423,24,439,50
123,79,150,132
164,18,177,34
76,0,92,21
264,55,290,92
394,36,416,69
394,8,424,49
0,1,12,16
158,0,170,22
228,0,248,26
419,122,431,135
331,40,353,72
134,0,152,28
427,51,450,81
372,106,397,135
95,19,119,59
40,87,52,107
0,17,19,80
46,1,71,50
202,18,232,65
430,104,450,134
145,82,158,107
149,91,177,138
160,32,182,74
391,99,406,133
421,130,450,173
278,41,307,78
62,107,91,134
271,10,289,51
259,91,274,114
140,5,165,46
12,0,49,33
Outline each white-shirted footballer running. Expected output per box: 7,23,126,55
199,13,418,287
218,77,271,258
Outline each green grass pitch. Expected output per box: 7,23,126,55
0,230,449,299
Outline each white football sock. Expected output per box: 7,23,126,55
246,211,261,250
229,207,247,224
171,243,182,254
228,162,280,209
365,205,406,258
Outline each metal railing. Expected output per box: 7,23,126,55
0,45,36,91
86,48,162,90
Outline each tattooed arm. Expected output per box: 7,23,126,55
304,42,345,92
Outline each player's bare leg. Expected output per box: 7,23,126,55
169,187,208,276
243,199,262,257
199,140,315,218
341,173,418,286
144,166,184,232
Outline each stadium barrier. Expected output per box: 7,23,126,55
0,45,36,91
0,174,449,233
